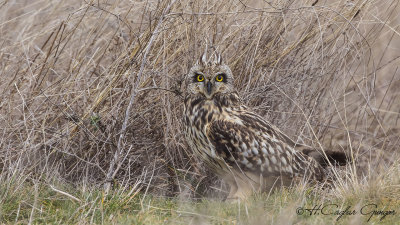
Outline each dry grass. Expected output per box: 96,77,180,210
1,0,400,223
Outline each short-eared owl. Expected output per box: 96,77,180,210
183,52,346,200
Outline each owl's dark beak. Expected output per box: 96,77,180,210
206,81,212,95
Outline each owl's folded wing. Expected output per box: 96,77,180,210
206,116,322,179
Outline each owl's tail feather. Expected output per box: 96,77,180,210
301,149,349,168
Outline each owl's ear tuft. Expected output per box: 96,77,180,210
214,52,222,65
199,52,207,67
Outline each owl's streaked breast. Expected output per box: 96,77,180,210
183,94,239,172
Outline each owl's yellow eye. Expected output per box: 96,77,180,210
215,74,224,82
197,74,205,82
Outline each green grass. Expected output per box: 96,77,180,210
1,181,399,224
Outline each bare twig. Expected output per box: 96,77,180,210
104,0,177,193
50,185,82,202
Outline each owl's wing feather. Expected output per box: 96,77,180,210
207,112,323,179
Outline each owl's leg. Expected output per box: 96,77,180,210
233,178,255,200
224,171,261,201
225,176,257,201
226,179,238,201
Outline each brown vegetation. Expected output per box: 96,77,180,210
1,0,399,200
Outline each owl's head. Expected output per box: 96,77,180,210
186,53,234,99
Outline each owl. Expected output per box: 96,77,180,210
183,52,347,200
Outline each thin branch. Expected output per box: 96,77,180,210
50,185,82,202
104,0,177,193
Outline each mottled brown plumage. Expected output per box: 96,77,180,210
183,52,346,200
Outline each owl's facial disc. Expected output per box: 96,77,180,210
186,53,234,99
